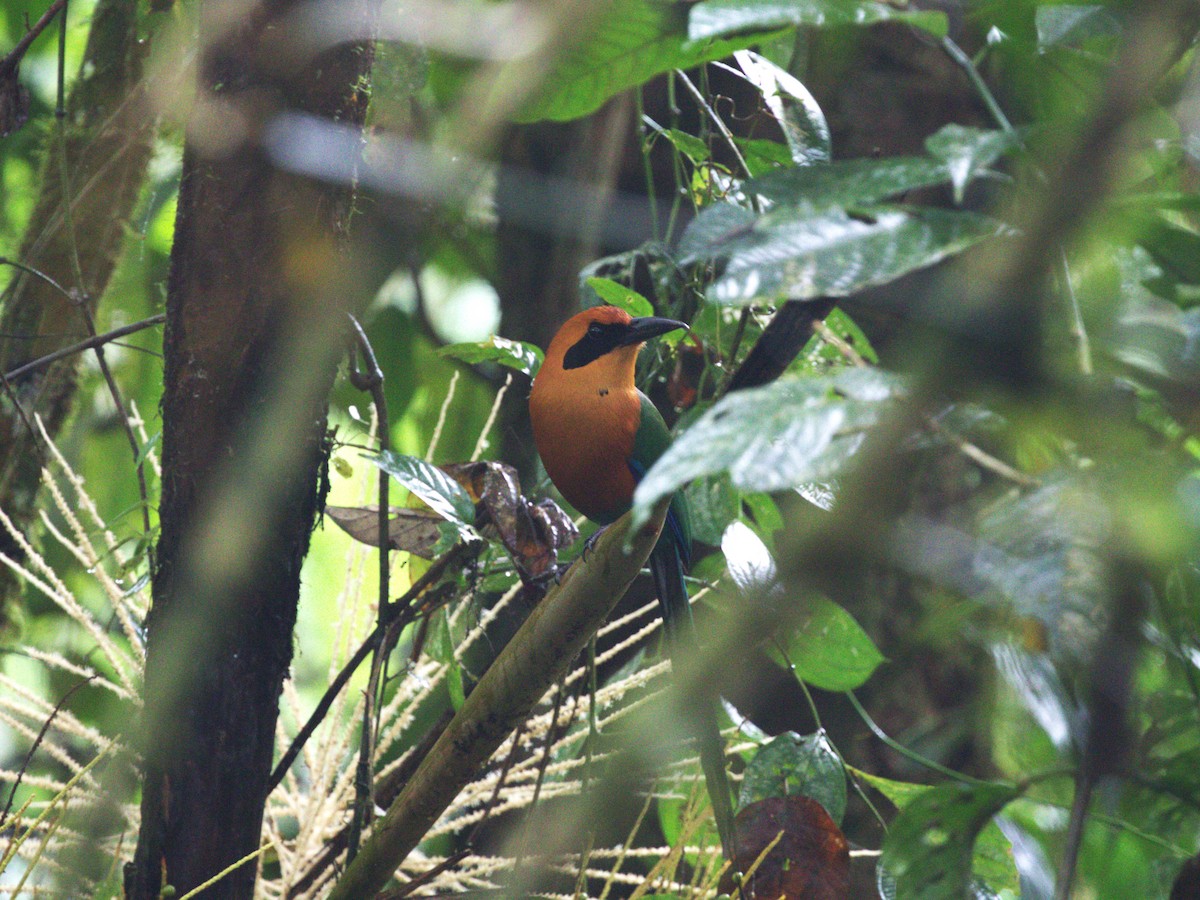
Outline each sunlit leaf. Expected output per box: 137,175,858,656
881,781,1019,900
326,504,445,558
370,451,476,525
740,731,846,824
515,0,780,123
689,0,948,41
439,335,544,377
778,595,885,691
585,277,655,318
632,368,903,521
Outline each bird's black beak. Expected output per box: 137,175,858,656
620,316,688,347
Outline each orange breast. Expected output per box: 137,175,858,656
530,378,640,524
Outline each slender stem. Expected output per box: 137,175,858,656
674,68,753,180
1060,248,1094,375
846,690,997,787
941,35,1020,141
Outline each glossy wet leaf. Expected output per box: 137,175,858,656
370,451,476,525
632,368,902,522
516,0,779,123
779,595,885,691
735,50,830,166
686,204,1004,305
719,123,1015,210
439,335,544,377
881,781,1019,900
740,731,846,824
689,0,948,41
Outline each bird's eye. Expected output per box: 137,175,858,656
588,323,603,336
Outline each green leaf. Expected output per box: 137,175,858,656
688,0,948,41
632,368,902,520
661,128,711,164
515,0,780,123
438,336,544,377
740,731,846,824
370,451,476,525
881,782,1019,900
734,50,830,166
585,277,655,317
1035,4,1121,51
683,203,1004,305
779,595,885,691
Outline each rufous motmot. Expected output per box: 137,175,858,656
529,304,736,859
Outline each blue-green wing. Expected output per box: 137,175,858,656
631,391,692,564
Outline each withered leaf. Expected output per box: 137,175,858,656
326,505,445,558
722,795,850,900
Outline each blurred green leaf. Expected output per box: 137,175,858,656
778,595,885,691
924,125,1021,205
682,203,1004,305
684,474,741,545
585,277,655,317
439,335,544,377
632,368,902,520
1035,4,1121,51
370,451,476,525
881,781,1019,900
740,731,846,823
688,0,948,41
515,0,779,123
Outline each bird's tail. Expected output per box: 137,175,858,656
650,536,738,862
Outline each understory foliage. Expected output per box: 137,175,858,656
3,1,1200,899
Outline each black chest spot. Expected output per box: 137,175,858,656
598,388,609,397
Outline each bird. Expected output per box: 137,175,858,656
529,304,736,859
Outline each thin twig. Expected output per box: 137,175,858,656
3,313,166,382
345,314,392,862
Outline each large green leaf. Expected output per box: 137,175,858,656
740,731,847,823
881,782,1020,900
779,595,885,691
515,0,780,123
632,367,902,521
734,124,1017,209
688,0,948,41
681,202,1004,305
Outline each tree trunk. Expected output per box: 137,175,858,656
0,0,157,628
125,8,374,898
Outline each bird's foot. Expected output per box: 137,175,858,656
581,525,610,561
